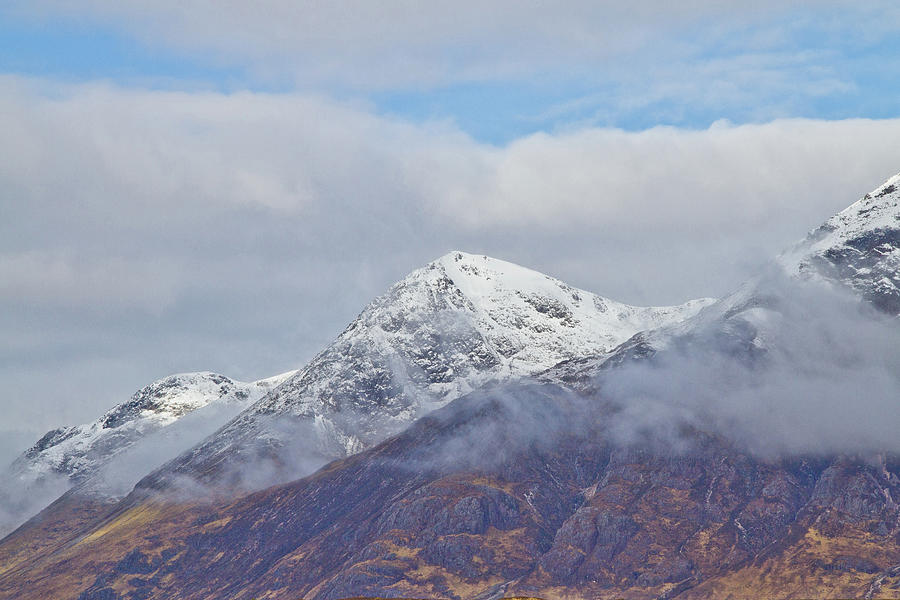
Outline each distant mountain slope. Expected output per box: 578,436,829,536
0,370,294,535
12,371,293,483
156,251,711,488
780,171,900,313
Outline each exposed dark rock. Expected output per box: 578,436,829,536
115,549,157,575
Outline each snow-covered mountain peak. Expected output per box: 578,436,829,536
430,250,567,297
11,370,295,483
779,171,900,313
101,372,257,429
264,250,714,418
433,250,607,316
160,252,714,484
417,250,714,371
0,369,296,535
556,172,900,387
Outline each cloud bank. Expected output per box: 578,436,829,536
602,272,900,458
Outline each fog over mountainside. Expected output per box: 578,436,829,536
593,271,900,456
5,2,900,598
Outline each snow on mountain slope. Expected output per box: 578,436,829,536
780,172,900,314
0,370,295,535
155,251,713,488
552,171,900,389
10,371,294,484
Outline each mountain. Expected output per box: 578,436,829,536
154,251,712,489
11,371,294,485
4,173,900,600
780,172,900,314
0,370,294,536
550,171,900,389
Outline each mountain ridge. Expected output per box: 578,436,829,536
149,250,713,490
0,250,712,537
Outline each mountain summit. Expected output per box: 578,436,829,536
154,251,713,488
780,172,900,313
14,371,292,482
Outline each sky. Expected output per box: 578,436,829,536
2,1,900,465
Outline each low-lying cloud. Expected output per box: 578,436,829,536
69,273,900,511
601,271,900,458
351,273,900,475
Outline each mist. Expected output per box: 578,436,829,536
7,72,900,441
598,270,900,458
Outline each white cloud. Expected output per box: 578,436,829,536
436,119,900,233
7,1,897,90
0,252,179,312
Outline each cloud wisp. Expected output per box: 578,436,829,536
352,274,900,485
0,394,255,536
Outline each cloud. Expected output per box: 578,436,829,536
600,271,900,457
435,119,900,233
3,75,900,449
132,268,900,504
387,275,900,467
0,252,179,312
5,1,899,94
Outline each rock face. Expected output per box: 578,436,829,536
156,251,711,488
780,171,900,314
0,371,293,535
